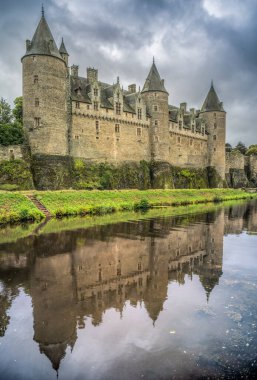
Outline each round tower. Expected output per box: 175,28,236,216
200,82,226,183
21,8,70,189
141,59,169,161
22,9,68,156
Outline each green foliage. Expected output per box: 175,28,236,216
13,97,23,124
235,141,247,155
0,159,34,190
0,98,12,125
0,122,24,146
246,145,257,156
225,143,232,152
134,199,150,211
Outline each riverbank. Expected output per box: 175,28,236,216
0,188,257,225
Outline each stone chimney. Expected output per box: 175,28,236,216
87,67,98,84
71,65,79,77
128,84,136,93
180,102,187,113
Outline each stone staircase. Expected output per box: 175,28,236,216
26,194,51,218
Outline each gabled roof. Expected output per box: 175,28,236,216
22,12,62,60
59,38,69,56
142,61,168,94
201,82,224,112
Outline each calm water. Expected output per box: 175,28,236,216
0,201,257,380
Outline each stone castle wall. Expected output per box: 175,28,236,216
0,145,23,161
71,101,151,163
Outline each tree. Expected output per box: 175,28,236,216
13,97,23,125
0,98,12,125
235,141,247,155
225,143,232,152
0,123,24,146
246,145,257,156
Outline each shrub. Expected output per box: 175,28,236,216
134,199,150,211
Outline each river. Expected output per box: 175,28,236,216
0,200,257,379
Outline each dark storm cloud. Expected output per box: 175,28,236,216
0,0,257,145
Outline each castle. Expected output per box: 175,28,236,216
20,9,228,189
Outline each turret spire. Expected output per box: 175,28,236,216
141,60,168,94
22,8,62,60
201,81,224,112
41,4,44,17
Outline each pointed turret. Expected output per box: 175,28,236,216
23,8,62,60
201,82,224,112
59,38,69,56
59,38,69,65
142,60,168,94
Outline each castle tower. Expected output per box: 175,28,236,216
141,59,169,161
200,82,226,182
59,37,69,66
21,8,70,189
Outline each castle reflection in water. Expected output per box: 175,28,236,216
0,202,257,371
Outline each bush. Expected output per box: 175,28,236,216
134,199,150,211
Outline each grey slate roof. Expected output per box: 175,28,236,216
142,62,168,94
201,82,224,112
59,38,69,56
23,14,63,60
70,76,139,113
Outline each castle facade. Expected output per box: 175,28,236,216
21,10,226,188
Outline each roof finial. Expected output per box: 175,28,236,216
117,76,120,84
41,4,45,17
211,79,214,88
153,56,155,64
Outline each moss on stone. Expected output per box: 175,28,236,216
0,159,34,190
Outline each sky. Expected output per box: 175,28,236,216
0,0,257,146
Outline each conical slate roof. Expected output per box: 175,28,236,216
23,12,62,60
142,61,168,94
201,82,224,112
59,38,69,56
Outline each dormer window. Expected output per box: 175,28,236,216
94,88,98,96
75,87,81,96
116,102,121,115
115,124,120,133
137,108,142,120
76,101,80,109
94,101,98,111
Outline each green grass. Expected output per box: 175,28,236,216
0,192,44,225
36,188,257,217
0,188,256,227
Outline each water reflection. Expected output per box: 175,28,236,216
0,201,257,377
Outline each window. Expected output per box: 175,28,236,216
96,120,100,133
138,262,142,271
214,123,217,129
34,75,38,84
35,98,39,107
213,135,217,140
93,101,98,111
179,121,182,129
214,112,216,117
34,117,40,127
139,278,143,287
117,268,121,276
116,102,121,115
115,124,120,133
75,135,79,140
190,139,193,146
76,101,80,109
137,127,142,137
137,108,142,120
94,88,98,96
153,105,158,112
178,136,181,143
87,105,90,110
154,120,158,127
214,147,216,152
